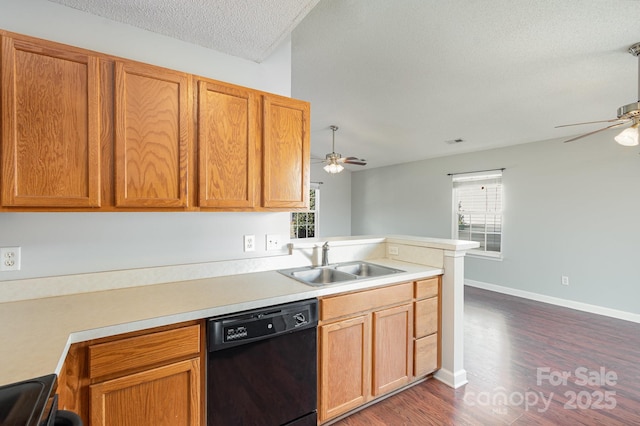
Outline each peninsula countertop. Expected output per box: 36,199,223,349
0,258,441,386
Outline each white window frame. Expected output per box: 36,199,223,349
290,185,320,240
451,170,503,259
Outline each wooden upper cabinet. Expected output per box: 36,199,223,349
1,36,101,207
114,61,190,208
262,95,310,209
197,80,258,208
1,30,311,212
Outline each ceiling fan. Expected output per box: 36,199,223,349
557,42,640,146
319,125,367,173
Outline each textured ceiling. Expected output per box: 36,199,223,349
292,0,640,169
46,0,640,170
47,0,320,62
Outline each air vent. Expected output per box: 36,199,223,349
445,138,465,145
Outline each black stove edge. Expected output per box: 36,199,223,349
0,374,57,426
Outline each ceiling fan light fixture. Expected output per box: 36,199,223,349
322,125,366,173
323,162,344,173
558,42,640,145
613,43,640,147
614,122,640,146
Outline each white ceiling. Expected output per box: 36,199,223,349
293,0,640,169
47,0,640,170
47,0,320,62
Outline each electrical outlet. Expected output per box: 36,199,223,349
0,247,21,271
266,234,281,251
243,235,255,252
561,276,569,286
388,246,399,256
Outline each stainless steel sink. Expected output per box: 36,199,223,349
278,261,405,286
290,268,355,285
334,262,405,277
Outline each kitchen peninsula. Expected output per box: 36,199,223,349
0,235,477,423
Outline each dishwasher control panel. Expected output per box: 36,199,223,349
225,325,248,341
207,299,318,351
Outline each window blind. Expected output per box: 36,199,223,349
452,169,503,256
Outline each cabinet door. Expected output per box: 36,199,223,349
90,358,201,426
319,315,371,423
372,303,413,396
197,80,258,208
114,61,190,208
262,95,310,209
1,36,100,207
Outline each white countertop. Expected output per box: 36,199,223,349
0,258,441,386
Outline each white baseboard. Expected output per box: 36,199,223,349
434,368,468,389
465,279,640,324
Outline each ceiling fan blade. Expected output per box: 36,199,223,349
563,122,628,143
555,118,626,128
343,159,367,165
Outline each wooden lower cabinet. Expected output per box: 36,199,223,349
318,283,414,423
90,359,200,426
413,277,441,378
319,315,371,421
372,303,413,396
414,333,438,377
58,321,204,426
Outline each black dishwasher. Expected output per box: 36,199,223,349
207,299,318,426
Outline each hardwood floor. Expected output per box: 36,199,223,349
333,286,640,425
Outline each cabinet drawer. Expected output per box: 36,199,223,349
88,325,200,379
414,277,439,299
414,297,438,338
414,333,438,377
320,282,413,321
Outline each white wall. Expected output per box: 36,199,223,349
311,164,352,237
0,0,293,282
351,130,640,315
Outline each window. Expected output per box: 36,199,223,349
291,188,319,239
452,170,503,257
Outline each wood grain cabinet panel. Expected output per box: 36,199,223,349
88,325,200,380
320,282,413,321
90,358,201,426
414,333,438,377
319,314,371,423
1,30,313,212
262,94,310,209
372,303,413,396
414,297,438,338
319,283,415,423
114,61,190,208
1,36,101,207
413,277,441,379
57,321,204,425
197,80,258,208
415,277,439,299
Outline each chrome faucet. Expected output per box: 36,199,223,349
321,241,330,266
